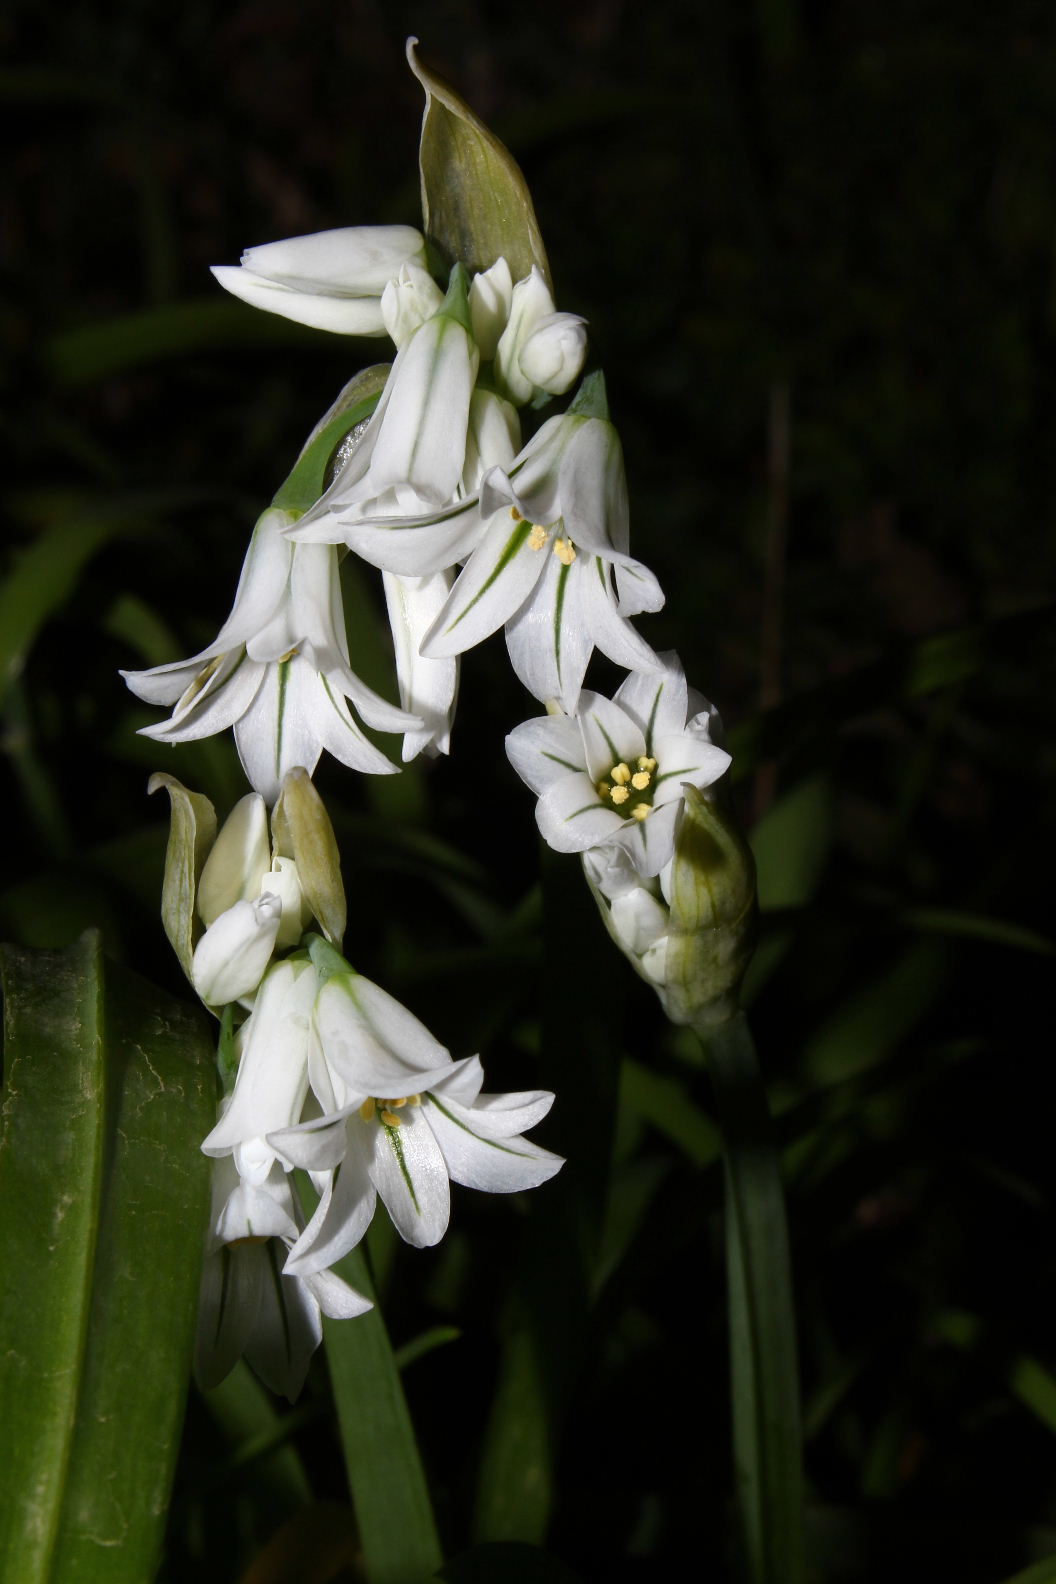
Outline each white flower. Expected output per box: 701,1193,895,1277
211,225,427,335
267,971,562,1264
382,568,458,759
505,653,732,877
420,410,665,711
494,267,587,404
195,1158,370,1400
201,958,317,1184
291,275,479,529
121,507,417,804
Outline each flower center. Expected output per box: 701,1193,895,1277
359,1094,422,1128
596,756,657,822
512,507,577,564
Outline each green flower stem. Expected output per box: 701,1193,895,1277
696,1011,805,1584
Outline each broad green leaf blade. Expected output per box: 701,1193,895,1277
322,1241,443,1584
200,1362,313,1514
50,962,215,1582
701,1012,805,1584
0,932,106,1583
409,40,550,285
147,773,217,981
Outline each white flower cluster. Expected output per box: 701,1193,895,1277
188,788,561,1399
128,178,736,1397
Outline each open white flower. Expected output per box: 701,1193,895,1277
196,1157,370,1400
121,508,417,803
505,653,732,877
211,225,427,335
267,970,562,1265
420,408,665,711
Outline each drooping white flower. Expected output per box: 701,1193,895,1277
505,653,732,877
420,407,666,711
121,507,418,804
211,225,427,335
195,1157,370,1400
267,970,562,1266
201,957,317,1184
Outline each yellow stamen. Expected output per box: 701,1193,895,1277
631,804,650,821
553,537,577,566
597,781,612,797
383,1095,408,1108
631,770,651,791
380,1109,403,1128
528,523,548,551
407,1094,422,1106
277,645,300,664
510,506,524,522
610,785,630,806
359,1098,377,1122
611,763,632,785
637,755,657,772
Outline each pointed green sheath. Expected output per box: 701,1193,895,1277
0,933,216,1583
148,773,217,982
409,38,550,286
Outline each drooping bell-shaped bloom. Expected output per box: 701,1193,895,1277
267,969,562,1265
195,1157,370,1400
505,653,732,878
211,225,428,335
121,508,418,803
421,408,666,711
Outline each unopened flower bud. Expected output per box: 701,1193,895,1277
469,257,513,359
271,768,346,948
659,786,757,1028
191,893,283,1007
494,267,569,404
381,261,444,347
519,311,588,395
267,857,312,949
197,793,271,926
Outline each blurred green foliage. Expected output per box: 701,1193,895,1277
3,1,1055,1579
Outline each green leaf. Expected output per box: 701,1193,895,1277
408,39,551,284
0,935,215,1583
147,773,217,982
619,1057,721,1168
0,932,107,1582
321,1240,443,1584
49,961,215,1581
699,1012,805,1584
272,365,389,516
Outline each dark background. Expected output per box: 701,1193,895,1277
3,3,1055,1579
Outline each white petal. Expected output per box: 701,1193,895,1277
381,261,444,347
450,1087,555,1138
420,505,542,658
268,1110,354,1173
302,1265,373,1320
311,676,404,777
462,389,521,493
609,798,681,878
494,267,555,404
197,793,271,926
613,554,665,617
368,314,478,504
211,266,388,335
505,714,586,796
121,656,204,707
191,893,282,1006
518,312,587,395
238,226,424,294
424,1094,563,1193
202,960,315,1156
382,569,457,759
547,418,629,556
579,557,663,678
577,691,646,780
426,1054,485,1108
195,1242,261,1390
369,1106,450,1247
651,739,732,803
249,1257,323,1399
535,771,626,854
216,1176,299,1244
139,652,263,745
283,1133,377,1276
614,655,688,744
504,553,591,712
345,976,453,1071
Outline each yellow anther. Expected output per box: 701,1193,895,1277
528,524,548,551
510,506,524,522
631,770,651,791
380,1109,403,1128
631,804,651,822
407,1094,422,1106
553,537,577,566
611,763,632,785
359,1098,377,1122
387,1095,408,1108
610,785,630,806
597,781,612,798
277,645,300,664
637,755,657,772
